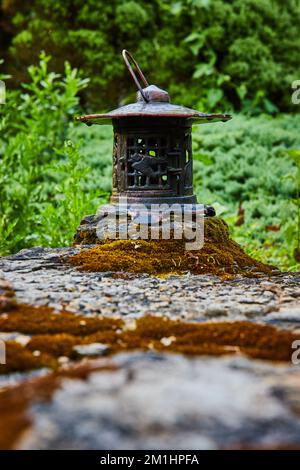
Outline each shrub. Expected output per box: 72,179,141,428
1,0,299,112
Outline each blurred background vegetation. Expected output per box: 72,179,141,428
1,0,300,112
0,0,300,270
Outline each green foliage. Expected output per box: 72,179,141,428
0,53,103,254
192,115,300,269
1,0,300,112
35,140,107,247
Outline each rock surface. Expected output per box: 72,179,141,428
18,353,300,450
0,247,299,327
0,246,300,449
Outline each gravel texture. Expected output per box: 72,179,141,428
0,246,300,327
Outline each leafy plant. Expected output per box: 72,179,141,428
36,141,104,247
0,52,97,254
0,47,299,271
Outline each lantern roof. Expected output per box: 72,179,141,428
76,50,232,126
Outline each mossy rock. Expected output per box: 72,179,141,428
70,217,278,277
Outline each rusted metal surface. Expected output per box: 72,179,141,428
77,103,230,126
76,50,232,211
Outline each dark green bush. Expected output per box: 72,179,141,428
1,0,300,112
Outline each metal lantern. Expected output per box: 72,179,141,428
77,50,231,209
74,50,231,243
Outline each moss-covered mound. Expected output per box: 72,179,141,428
70,218,277,277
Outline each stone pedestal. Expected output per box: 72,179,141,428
74,203,216,245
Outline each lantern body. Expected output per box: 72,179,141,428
78,84,230,209
111,117,195,206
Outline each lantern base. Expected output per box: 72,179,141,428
74,203,215,246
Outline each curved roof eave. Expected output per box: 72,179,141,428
76,102,232,126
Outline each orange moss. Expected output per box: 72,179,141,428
0,304,298,448
0,341,56,375
68,219,277,277
113,317,298,362
0,320,298,450
1,303,298,375
0,304,123,374
0,278,17,313
26,334,79,358
0,304,123,336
